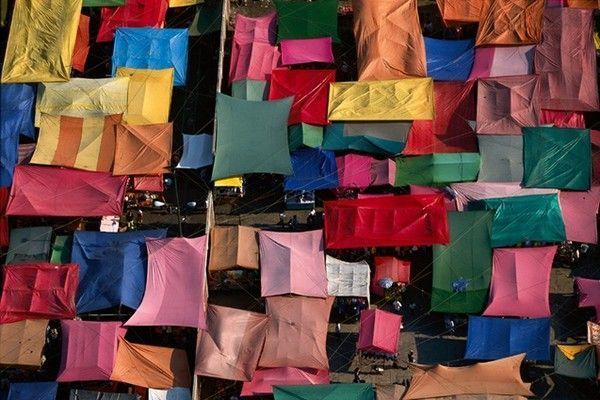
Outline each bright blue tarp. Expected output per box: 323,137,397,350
424,37,474,81
284,148,338,191
8,382,57,400
465,316,551,361
112,28,188,86
72,229,167,313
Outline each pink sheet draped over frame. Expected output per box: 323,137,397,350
336,154,396,189
280,38,334,65
357,309,402,354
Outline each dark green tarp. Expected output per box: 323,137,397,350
289,123,323,151
50,235,72,264
274,0,340,43
6,226,53,264
190,0,223,36
554,345,597,379
431,211,493,313
83,0,125,6
395,153,480,186
273,383,374,400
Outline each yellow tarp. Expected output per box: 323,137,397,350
116,67,174,125
557,344,593,360
594,32,600,50
169,0,202,6
214,176,243,187
328,78,434,121
1,0,82,83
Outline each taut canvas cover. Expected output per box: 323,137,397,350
126,236,207,328
69,390,136,400
436,0,481,25
477,135,523,182
324,195,449,248
403,354,533,399
328,79,434,121
209,225,259,271
0,319,48,367
465,316,551,361
475,0,544,46
484,246,556,318
259,296,333,370
6,165,127,217
71,229,168,313
353,0,426,80
113,28,188,86
0,263,78,324
260,230,327,298
1,0,81,83
469,45,535,80
431,211,493,314
177,134,213,169
322,123,406,156
326,255,370,298
395,154,480,186
535,8,599,111
559,188,600,244
110,338,191,389
285,148,338,191
451,182,558,211
424,38,474,81
371,257,411,297
273,383,374,400
477,75,540,134
273,0,340,43
241,368,330,396
57,321,125,382
72,14,90,73
6,226,52,264
357,309,402,354
8,382,58,400
195,305,269,381
554,345,597,379
97,0,169,42
280,38,334,66
113,122,173,175
575,277,600,321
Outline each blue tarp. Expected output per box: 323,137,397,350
284,148,338,191
72,229,167,313
176,133,214,169
465,316,551,361
112,28,188,86
424,37,474,81
323,123,405,156
8,382,57,400
0,84,35,187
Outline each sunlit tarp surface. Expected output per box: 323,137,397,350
285,148,338,191
177,134,213,169
273,383,374,400
6,226,52,264
559,188,600,244
357,309,402,354
72,15,90,73
113,122,173,175
469,45,535,80
273,0,340,43
116,67,173,125
326,255,370,298
424,37,474,81
97,0,169,42
475,0,544,46
395,154,480,186
241,368,330,396
209,225,259,271
477,135,523,182
0,319,47,367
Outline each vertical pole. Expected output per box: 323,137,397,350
213,0,230,152
172,169,184,237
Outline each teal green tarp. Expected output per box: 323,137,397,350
50,235,72,264
273,384,374,400
231,80,269,101
554,346,597,379
431,211,493,313
288,123,323,151
274,0,340,43
395,153,480,186
323,123,405,156
83,0,125,6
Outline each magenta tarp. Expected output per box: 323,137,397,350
336,154,395,188
57,320,125,382
559,187,600,244
450,182,558,211
6,165,127,217
280,38,334,65
126,237,207,329
241,368,330,396
468,46,535,80
484,246,556,318
576,278,600,322
259,230,327,298
357,309,402,354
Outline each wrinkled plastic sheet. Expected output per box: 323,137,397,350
424,37,474,81
475,0,545,46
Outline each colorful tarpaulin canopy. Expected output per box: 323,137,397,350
357,309,402,354
554,345,597,379
465,316,551,361
435,0,481,25
0,263,78,324
212,94,293,180
1,0,81,83
371,257,411,297
273,0,340,43
353,0,426,80
484,246,556,318
195,305,269,381
285,148,338,191
535,8,599,111
451,182,558,211
575,278,600,321
0,319,48,367
259,296,333,369
469,45,535,80
110,338,191,389
324,195,449,248
395,153,480,186
404,354,533,399
475,0,544,46
336,154,395,188
322,123,407,156
288,124,324,150
326,255,370,298
328,79,434,121
72,14,90,73
176,134,213,169
560,188,600,244
97,0,169,42
424,37,474,81
209,225,259,271
116,67,173,125
241,368,330,396
69,390,136,400
7,382,58,400
57,320,125,382
431,211,493,313
6,226,52,264
71,229,167,313
113,122,173,175
522,127,591,190
148,388,192,400
280,38,334,65
477,135,523,182
113,28,188,86
273,383,374,400
260,230,327,298
6,165,127,217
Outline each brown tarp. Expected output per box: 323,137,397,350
403,354,533,399
476,0,545,46
436,0,481,25
208,225,260,271
567,0,600,7
110,338,191,389
0,319,47,367
353,0,426,80
195,305,269,381
113,122,173,175
375,384,406,400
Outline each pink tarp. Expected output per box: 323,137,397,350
535,8,599,111
559,187,600,244
468,46,535,80
6,165,127,217
336,154,396,188
259,230,327,298
241,368,330,396
371,257,411,297
229,11,280,83
57,321,125,382
280,38,334,65
483,246,556,318
539,110,585,128
575,278,600,322
410,185,457,211
357,309,402,354
126,236,207,329
450,182,558,211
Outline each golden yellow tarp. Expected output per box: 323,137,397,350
328,78,434,121
170,0,202,6
116,67,174,125
557,344,593,360
1,0,82,83
214,176,243,187
594,32,600,50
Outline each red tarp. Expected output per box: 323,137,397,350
97,0,169,42
357,309,402,354
0,188,8,247
410,185,457,211
6,165,128,217
371,257,411,297
324,195,449,249
0,263,78,324
539,110,585,128
404,81,477,154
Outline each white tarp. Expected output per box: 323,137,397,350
326,255,370,298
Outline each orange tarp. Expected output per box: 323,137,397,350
72,14,90,73
208,226,260,271
567,0,600,7
113,123,173,175
0,319,48,367
436,0,481,24
475,0,545,46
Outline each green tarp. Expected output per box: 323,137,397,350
523,127,591,190
431,211,493,314
6,226,53,264
231,80,268,101
82,0,125,6
323,123,405,156
395,153,480,186
273,384,374,400
554,346,597,379
212,93,293,180
50,235,72,264
471,194,567,248
274,0,340,43
289,123,323,151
